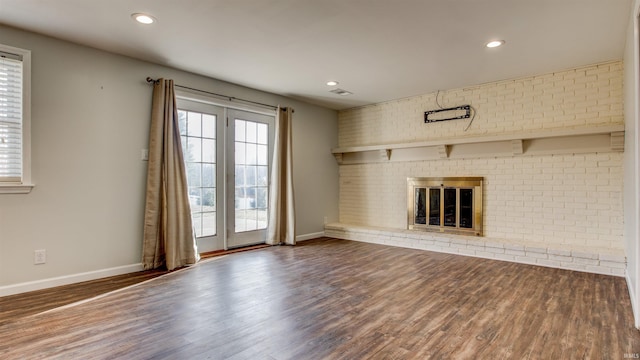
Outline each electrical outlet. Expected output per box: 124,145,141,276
141,149,149,161
34,249,46,265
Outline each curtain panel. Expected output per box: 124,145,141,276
142,79,200,270
267,107,296,245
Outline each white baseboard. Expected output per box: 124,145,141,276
627,272,640,329
326,223,627,277
0,263,144,297
296,231,325,242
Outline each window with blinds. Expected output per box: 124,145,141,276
0,50,23,182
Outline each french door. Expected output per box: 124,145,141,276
177,98,274,251
227,110,274,248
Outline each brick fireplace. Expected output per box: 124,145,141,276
327,61,626,277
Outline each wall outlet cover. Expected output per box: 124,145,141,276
34,249,46,265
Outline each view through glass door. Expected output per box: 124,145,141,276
177,98,274,251
227,109,274,248
177,100,225,252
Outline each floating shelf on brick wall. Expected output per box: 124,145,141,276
331,125,625,165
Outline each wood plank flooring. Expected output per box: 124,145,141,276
0,243,269,325
0,269,168,326
1,237,639,359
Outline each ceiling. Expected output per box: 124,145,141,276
0,0,633,110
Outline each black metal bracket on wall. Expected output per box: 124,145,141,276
424,105,471,123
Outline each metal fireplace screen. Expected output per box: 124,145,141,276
407,177,483,236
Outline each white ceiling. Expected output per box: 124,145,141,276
0,0,633,110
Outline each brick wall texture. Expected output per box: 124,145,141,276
337,61,624,252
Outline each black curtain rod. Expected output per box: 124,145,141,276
146,77,284,111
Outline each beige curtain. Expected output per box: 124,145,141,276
267,107,296,245
142,78,199,270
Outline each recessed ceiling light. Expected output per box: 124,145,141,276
132,13,156,25
486,40,505,48
326,80,339,86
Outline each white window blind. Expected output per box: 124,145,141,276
0,51,23,182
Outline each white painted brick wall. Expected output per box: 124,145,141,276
338,153,623,251
337,61,625,254
338,61,623,147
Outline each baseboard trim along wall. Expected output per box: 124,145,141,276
0,234,327,297
627,272,640,328
296,232,326,242
0,263,144,297
325,223,626,277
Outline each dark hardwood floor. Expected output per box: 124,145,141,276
0,269,168,326
1,237,639,359
0,243,269,326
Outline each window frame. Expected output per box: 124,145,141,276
0,43,32,194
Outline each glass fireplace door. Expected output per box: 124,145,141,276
407,177,483,236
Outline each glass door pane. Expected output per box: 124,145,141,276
459,188,473,228
415,188,426,224
234,119,269,233
176,99,225,253
443,188,457,227
227,110,274,248
428,188,441,226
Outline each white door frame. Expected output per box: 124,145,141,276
176,91,276,251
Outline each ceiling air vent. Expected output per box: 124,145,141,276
329,88,353,96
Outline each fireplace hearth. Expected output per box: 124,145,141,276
407,177,483,236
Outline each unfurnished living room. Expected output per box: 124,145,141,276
1,0,640,359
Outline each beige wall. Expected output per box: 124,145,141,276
0,25,339,290
338,62,624,253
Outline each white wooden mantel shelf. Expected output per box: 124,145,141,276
332,125,625,165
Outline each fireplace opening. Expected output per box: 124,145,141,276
408,177,483,236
